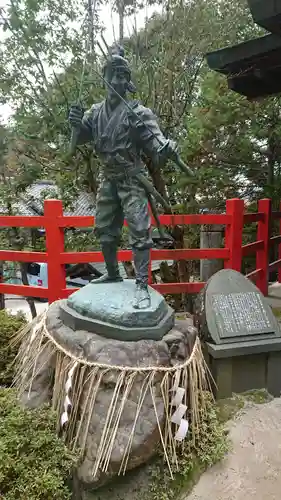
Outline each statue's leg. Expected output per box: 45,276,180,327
93,179,124,283
119,177,153,309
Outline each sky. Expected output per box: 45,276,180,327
0,1,159,123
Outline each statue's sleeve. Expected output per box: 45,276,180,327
76,106,95,145
132,105,167,163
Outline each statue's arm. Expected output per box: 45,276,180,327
132,106,177,166
76,108,94,145
68,105,95,145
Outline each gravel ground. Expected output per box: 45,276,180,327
185,398,281,500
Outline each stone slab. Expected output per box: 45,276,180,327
197,269,280,345
60,280,175,341
206,338,281,359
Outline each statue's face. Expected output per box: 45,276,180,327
105,66,130,102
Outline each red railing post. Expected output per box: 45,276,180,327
44,199,66,303
278,201,281,284
256,198,271,295
224,198,244,271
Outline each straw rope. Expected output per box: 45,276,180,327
12,302,211,479
36,302,201,372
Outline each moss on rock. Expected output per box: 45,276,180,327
0,387,78,500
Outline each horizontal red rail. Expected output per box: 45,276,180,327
242,240,263,257
0,215,96,229
60,248,229,265
57,216,94,227
152,282,205,294
270,235,281,246
243,213,263,223
155,214,231,225
0,248,230,265
269,259,281,271
0,213,232,229
62,250,131,264
0,216,45,228
61,281,206,298
246,268,263,280
271,211,281,220
0,250,48,262
0,283,49,298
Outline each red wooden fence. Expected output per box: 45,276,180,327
0,198,281,303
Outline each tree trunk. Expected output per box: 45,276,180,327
118,0,124,43
87,0,96,56
9,225,37,319
20,263,37,319
0,261,5,310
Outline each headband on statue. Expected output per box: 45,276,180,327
102,44,137,93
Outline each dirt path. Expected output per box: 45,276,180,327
185,398,281,500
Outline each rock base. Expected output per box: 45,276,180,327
18,301,198,492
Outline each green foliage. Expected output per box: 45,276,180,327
147,393,228,500
216,390,273,423
0,310,26,387
0,388,78,500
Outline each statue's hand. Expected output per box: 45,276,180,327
68,104,84,128
157,140,194,177
157,139,178,163
166,139,178,159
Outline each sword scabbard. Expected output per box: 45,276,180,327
69,127,80,155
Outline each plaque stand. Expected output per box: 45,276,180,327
203,339,281,399
196,269,281,399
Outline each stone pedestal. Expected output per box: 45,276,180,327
60,280,174,341
20,300,197,491
17,280,202,493
203,339,281,399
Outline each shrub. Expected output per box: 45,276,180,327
148,392,229,500
0,310,26,387
0,388,78,500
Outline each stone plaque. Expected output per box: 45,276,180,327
196,269,281,344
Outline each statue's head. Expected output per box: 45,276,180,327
103,44,136,103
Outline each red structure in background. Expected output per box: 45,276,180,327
0,198,280,304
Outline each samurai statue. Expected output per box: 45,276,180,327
68,45,188,310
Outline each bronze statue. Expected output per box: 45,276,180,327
68,46,191,310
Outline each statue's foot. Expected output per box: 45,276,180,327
91,274,123,284
133,283,151,309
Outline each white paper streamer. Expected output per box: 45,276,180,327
60,361,78,428
170,385,189,442
61,412,69,426
171,403,187,425
175,419,189,442
172,387,185,407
